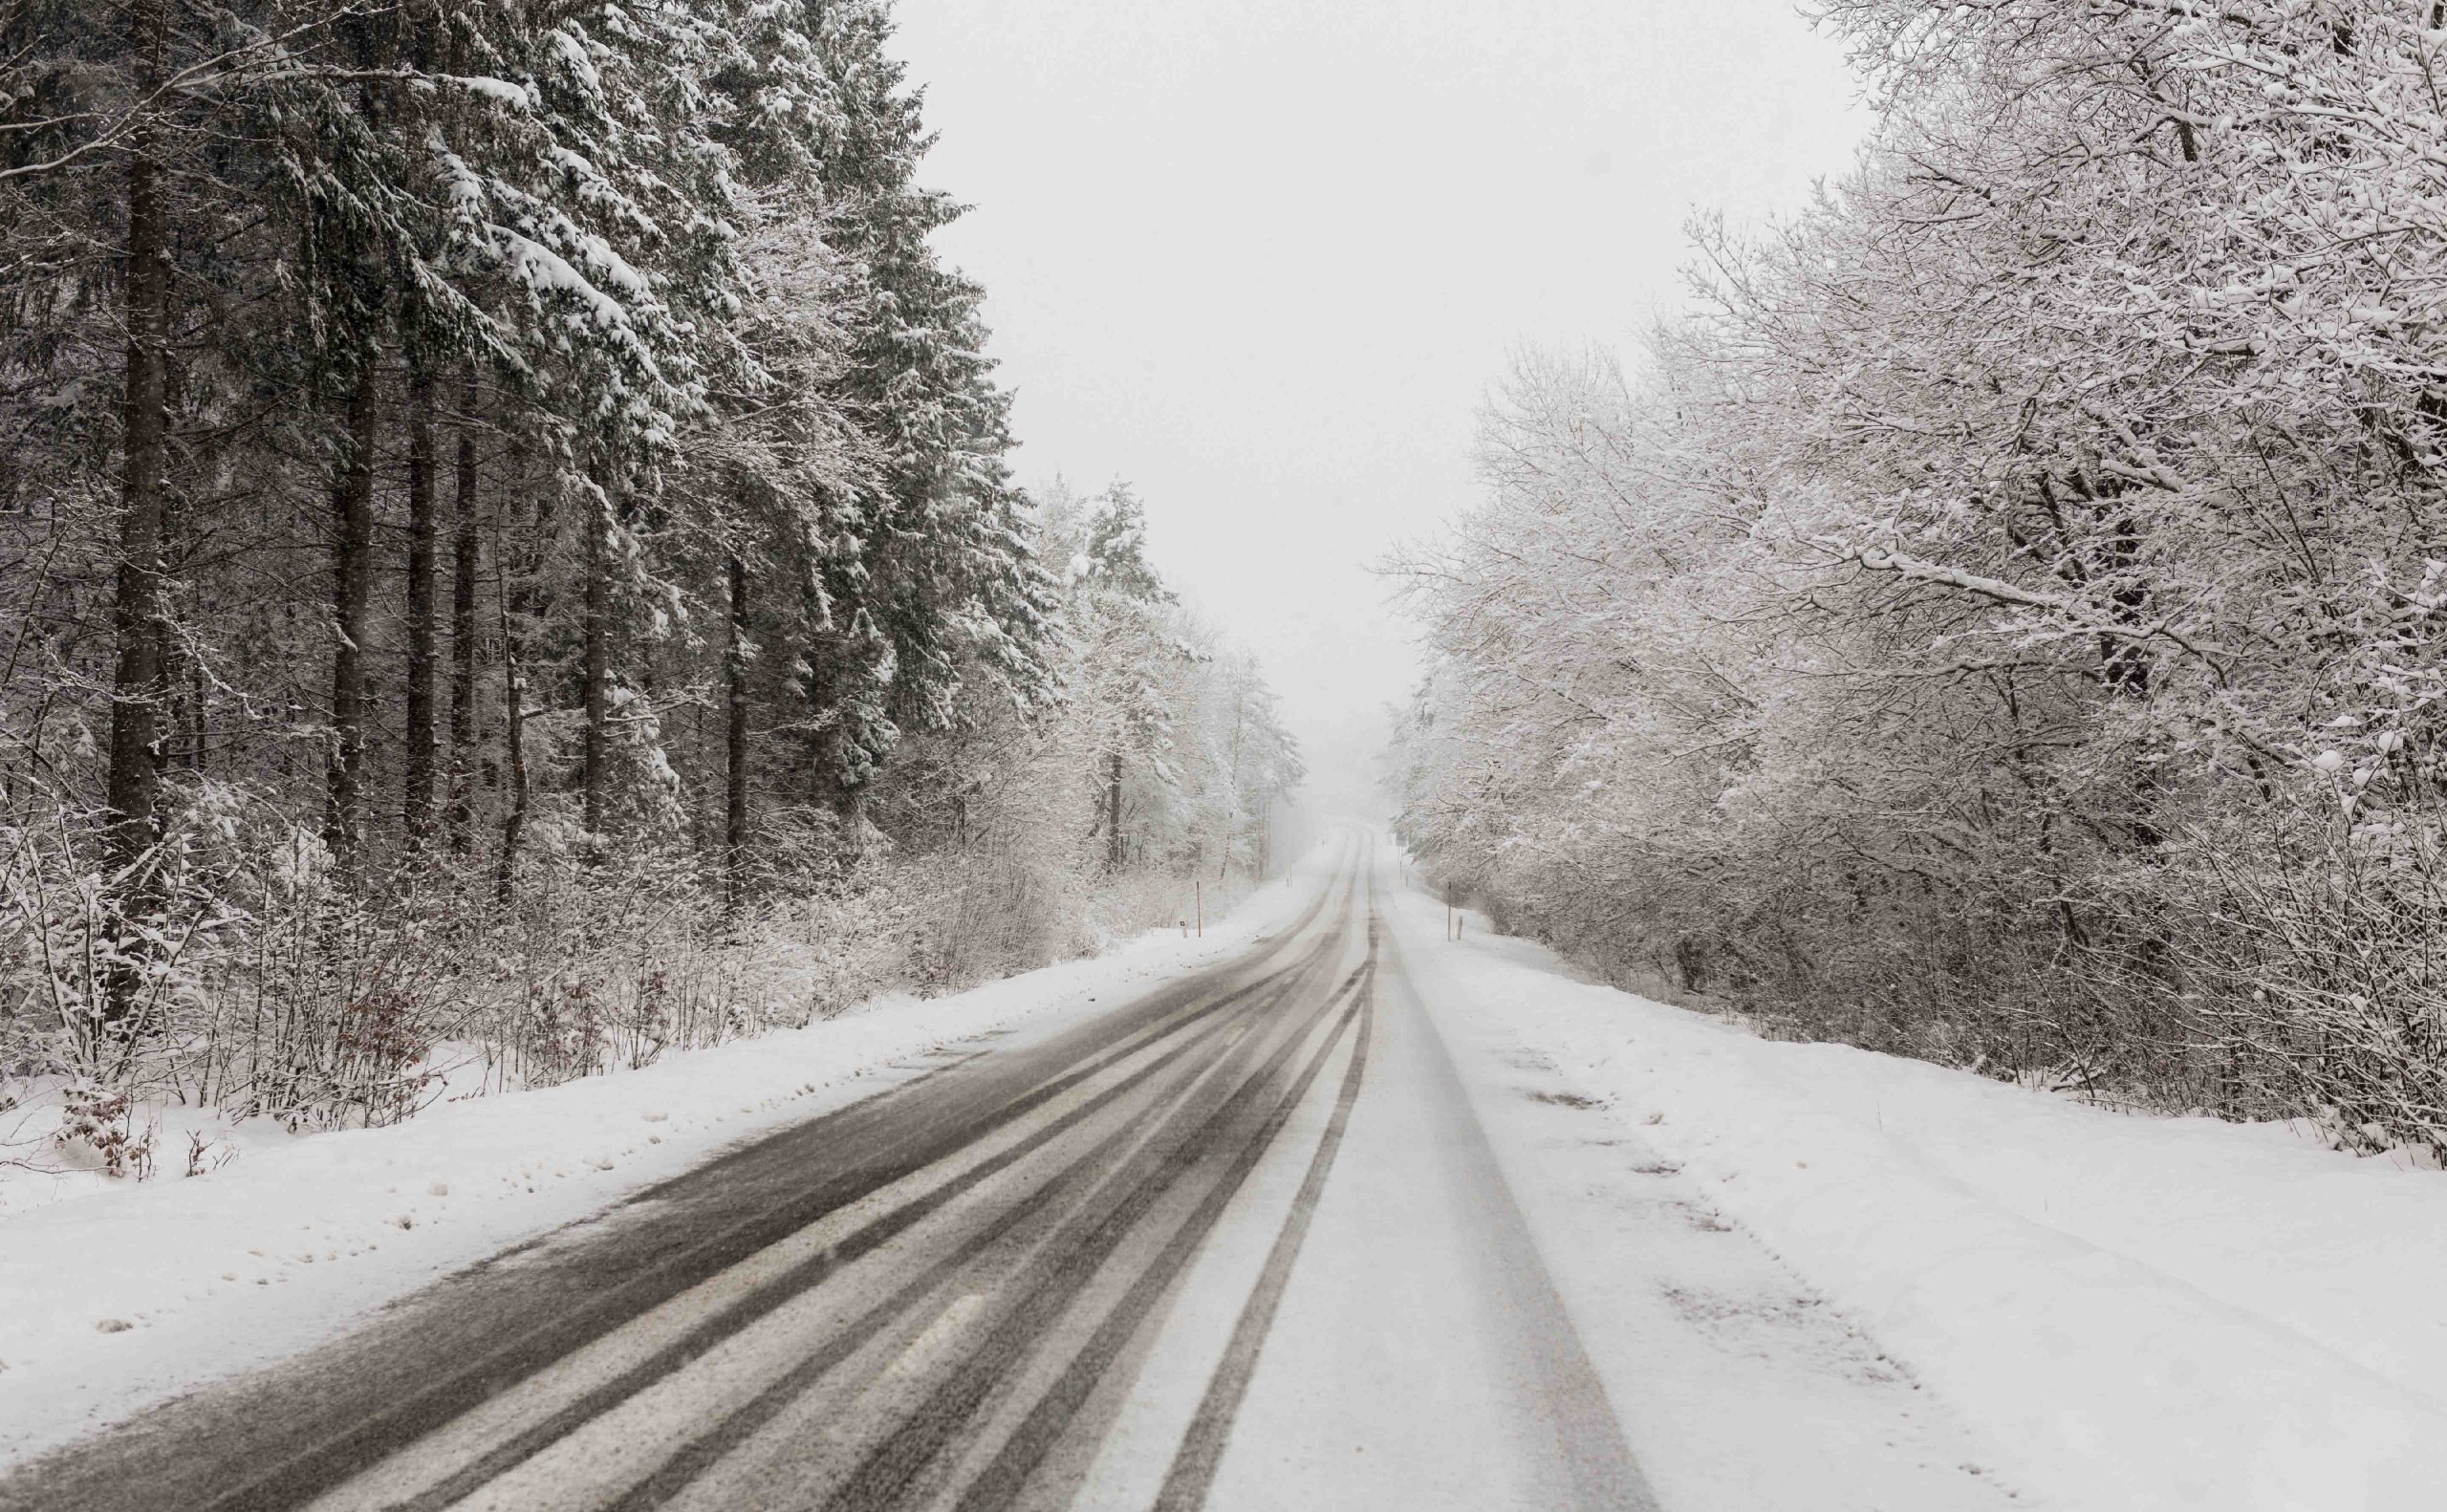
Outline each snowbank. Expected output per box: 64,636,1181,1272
1384,871,2447,1512
0,849,1328,1467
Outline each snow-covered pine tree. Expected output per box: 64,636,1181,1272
0,0,1302,1128
784,0,1055,819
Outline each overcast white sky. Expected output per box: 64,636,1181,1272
893,0,1868,814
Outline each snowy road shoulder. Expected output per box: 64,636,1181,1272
0,859,1325,1469
1389,869,2447,1512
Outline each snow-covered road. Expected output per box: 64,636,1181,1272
0,836,1625,1509
7,829,2438,1510
0,831,2019,1511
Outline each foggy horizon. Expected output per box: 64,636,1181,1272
892,0,1869,817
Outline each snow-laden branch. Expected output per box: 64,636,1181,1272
1811,539,2231,681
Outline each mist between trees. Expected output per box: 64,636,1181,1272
0,0,1299,1158
1391,1,2447,1157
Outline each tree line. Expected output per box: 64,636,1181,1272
0,0,1298,1135
1393,0,2446,1155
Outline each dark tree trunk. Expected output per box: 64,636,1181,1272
101,0,172,1030
725,554,749,900
495,440,532,902
184,643,206,773
325,364,379,877
581,481,610,840
1105,749,1124,873
445,371,480,854
2097,507,2163,853
403,361,438,843
161,497,203,775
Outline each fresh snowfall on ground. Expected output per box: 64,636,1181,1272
1384,874,2447,1512
6,836,2441,1509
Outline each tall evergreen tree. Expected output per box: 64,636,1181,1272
0,0,1294,1112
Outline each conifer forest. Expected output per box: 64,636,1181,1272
0,0,1300,1134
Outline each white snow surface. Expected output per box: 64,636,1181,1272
0,854,1325,1467
15,831,2445,1511
1390,866,2447,1512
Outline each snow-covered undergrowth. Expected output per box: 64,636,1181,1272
0,846,1261,1218
1390,880,2447,1512
0,853,1321,1467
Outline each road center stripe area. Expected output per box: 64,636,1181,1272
1156,961,1377,1511
931,963,1375,1512
467,973,1327,1512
